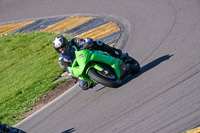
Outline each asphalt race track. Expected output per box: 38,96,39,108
1,0,200,133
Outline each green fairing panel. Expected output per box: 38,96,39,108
75,50,90,67
68,50,89,77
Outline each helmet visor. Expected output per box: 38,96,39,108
58,47,66,53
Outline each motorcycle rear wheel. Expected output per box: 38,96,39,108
125,56,140,74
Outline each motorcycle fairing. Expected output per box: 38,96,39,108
68,49,122,83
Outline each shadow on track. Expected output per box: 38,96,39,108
95,86,106,92
62,128,76,133
121,54,174,86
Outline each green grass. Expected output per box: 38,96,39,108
0,32,73,125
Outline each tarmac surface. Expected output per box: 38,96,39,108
1,0,200,133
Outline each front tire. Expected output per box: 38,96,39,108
87,67,121,88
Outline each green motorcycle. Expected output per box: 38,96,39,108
68,49,140,88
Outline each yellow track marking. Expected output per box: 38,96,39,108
0,21,34,35
76,22,120,40
41,17,94,33
186,127,200,133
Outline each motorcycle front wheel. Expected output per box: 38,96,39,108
87,65,121,88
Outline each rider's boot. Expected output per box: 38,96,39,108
78,78,97,90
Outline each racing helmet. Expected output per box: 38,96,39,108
53,35,69,54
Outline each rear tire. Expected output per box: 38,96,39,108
125,56,140,74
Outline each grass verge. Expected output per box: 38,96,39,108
0,32,72,125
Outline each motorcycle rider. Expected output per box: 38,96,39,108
53,35,122,90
